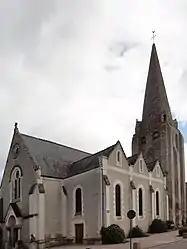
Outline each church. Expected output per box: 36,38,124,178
0,43,186,248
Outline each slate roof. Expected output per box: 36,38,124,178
67,143,116,178
127,153,166,176
11,203,22,217
146,160,157,171
19,131,165,179
127,154,139,165
21,133,117,179
21,133,91,178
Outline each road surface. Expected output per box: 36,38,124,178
150,239,187,249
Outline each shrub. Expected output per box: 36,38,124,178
149,219,167,233
179,227,187,236
128,226,148,238
166,220,174,230
100,224,125,244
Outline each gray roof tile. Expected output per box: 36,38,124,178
67,143,116,178
21,133,117,179
21,133,91,178
127,154,139,165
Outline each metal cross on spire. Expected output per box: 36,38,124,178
152,31,156,43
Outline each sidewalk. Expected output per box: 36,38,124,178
55,230,183,249
128,230,182,248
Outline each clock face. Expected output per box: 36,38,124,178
12,143,20,159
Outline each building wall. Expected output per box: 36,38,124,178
106,143,130,234
63,168,101,239
43,177,62,238
42,167,101,240
179,132,186,222
0,131,37,243
104,145,167,233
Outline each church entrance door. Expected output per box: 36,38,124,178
75,224,83,244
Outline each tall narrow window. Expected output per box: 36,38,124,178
175,134,179,150
10,167,22,202
138,188,143,216
115,184,121,216
14,179,18,199
18,178,21,199
75,188,82,215
156,191,159,216
161,114,166,122
139,160,143,173
156,165,160,177
117,151,120,163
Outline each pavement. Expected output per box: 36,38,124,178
129,230,182,248
149,240,187,249
54,230,185,249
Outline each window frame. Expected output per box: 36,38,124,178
139,159,143,173
175,134,179,150
115,184,121,217
10,167,22,203
155,190,160,216
138,187,143,218
156,165,160,177
74,186,83,216
116,150,122,166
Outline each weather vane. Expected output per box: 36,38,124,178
152,31,156,43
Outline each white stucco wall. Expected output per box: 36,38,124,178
43,178,62,238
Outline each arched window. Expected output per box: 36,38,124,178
139,160,143,173
115,184,121,216
10,167,22,201
156,191,159,216
138,188,143,216
117,151,121,163
156,165,160,177
75,188,82,215
161,114,166,122
175,134,178,150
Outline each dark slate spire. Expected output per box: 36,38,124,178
142,43,172,126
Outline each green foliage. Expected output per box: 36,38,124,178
166,220,174,230
128,226,148,238
100,224,125,244
179,227,187,236
149,219,168,233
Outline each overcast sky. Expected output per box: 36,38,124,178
0,0,187,179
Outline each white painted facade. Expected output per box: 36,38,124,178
26,146,168,244
0,134,168,248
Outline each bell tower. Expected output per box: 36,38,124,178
132,43,186,224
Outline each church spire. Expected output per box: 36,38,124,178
142,43,172,125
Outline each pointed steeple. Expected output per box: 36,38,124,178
142,43,172,126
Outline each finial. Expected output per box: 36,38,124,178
152,31,156,43
14,122,18,129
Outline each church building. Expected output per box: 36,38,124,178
0,43,185,248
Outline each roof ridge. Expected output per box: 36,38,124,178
20,133,91,155
71,143,116,165
127,153,139,159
